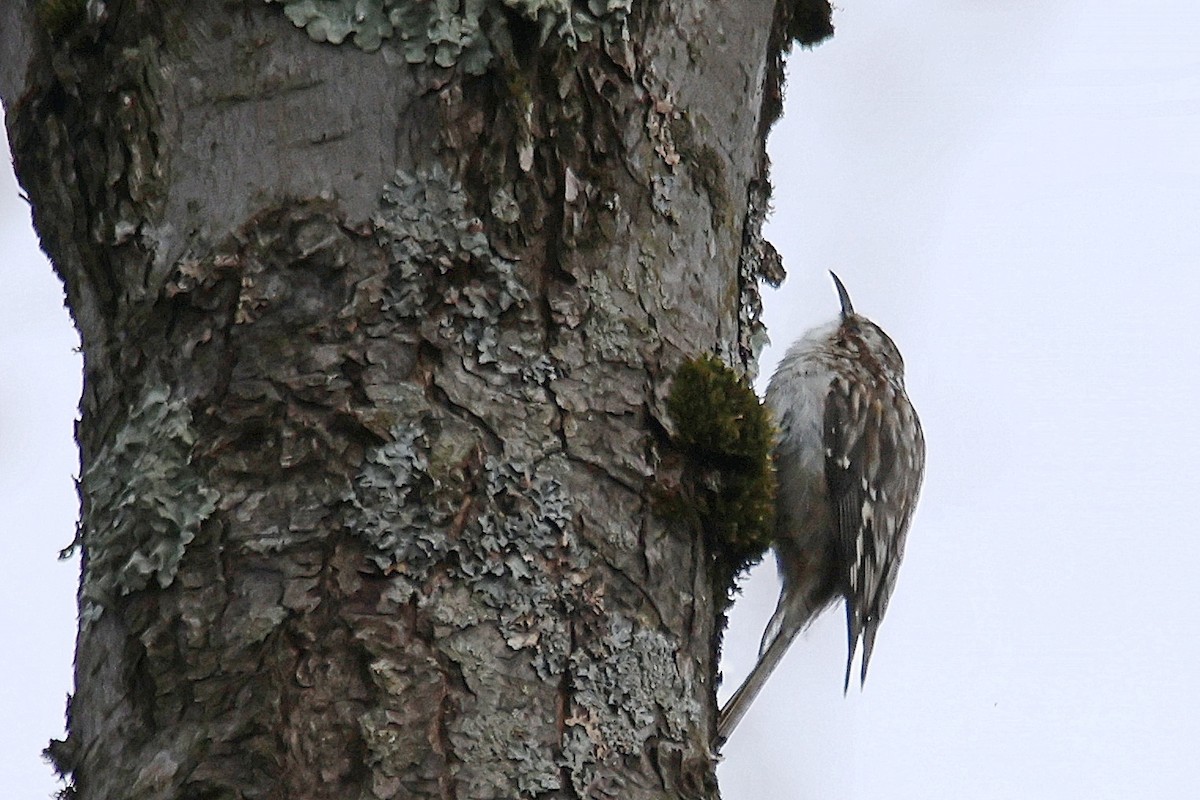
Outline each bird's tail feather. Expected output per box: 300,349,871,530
716,623,802,744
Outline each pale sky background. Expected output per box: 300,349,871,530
4,1,1200,797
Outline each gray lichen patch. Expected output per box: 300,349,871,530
451,704,563,795
78,385,219,624
345,420,462,574
375,165,525,312
268,0,396,51
374,164,543,374
346,432,590,661
575,270,648,365
349,422,698,788
562,614,700,788
442,625,565,796
476,454,584,673
345,425,710,795
265,0,631,72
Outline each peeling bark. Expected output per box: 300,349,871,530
3,1,832,797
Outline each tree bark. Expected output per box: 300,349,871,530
2,1,831,798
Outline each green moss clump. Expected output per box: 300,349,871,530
35,0,87,37
665,354,777,599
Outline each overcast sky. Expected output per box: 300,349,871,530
4,1,1200,797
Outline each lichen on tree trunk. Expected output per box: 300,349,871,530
2,1,832,797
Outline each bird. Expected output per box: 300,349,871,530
717,271,925,743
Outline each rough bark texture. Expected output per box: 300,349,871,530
2,1,832,798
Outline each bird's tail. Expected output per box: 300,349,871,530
716,620,802,744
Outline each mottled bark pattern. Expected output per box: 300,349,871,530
2,1,832,798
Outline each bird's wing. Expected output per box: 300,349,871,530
824,374,925,689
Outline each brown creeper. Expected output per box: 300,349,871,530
717,272,925,742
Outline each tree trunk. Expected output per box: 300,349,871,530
2,1,831,797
